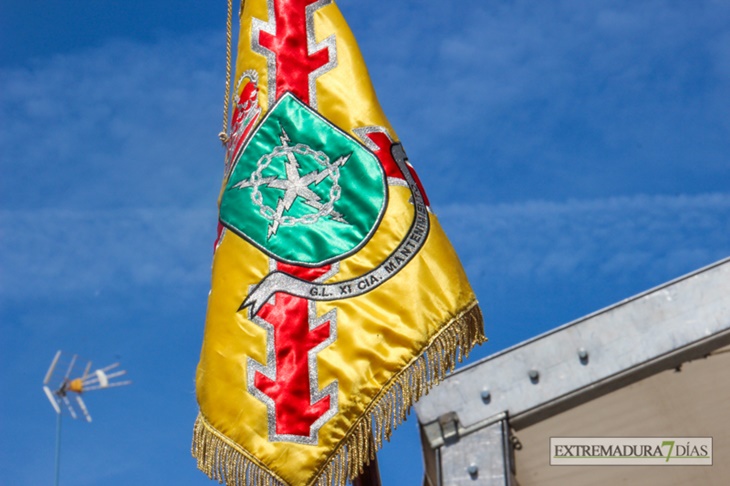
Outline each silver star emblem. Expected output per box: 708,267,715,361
235,128,350,238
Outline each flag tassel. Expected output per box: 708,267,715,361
192,302,485,486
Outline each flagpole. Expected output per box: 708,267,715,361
353,450,382,486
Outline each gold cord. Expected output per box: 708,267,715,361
219,0,234,145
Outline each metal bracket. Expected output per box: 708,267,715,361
423,412,510,450
438,411,460,445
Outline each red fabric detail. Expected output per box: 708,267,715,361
276,261,331,280
252,261,333,437
214,222,225,251
363,131,405,181
363,131,431,208
253,2,335,435
233,82,259,127
227,81,260,162
258,0,332,105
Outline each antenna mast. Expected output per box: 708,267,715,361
42,350,132,485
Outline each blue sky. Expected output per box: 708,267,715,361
1,1,729,484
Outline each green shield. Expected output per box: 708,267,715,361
220,93,387,266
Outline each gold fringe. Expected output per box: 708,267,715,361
192,302,485,486
193,415,287,486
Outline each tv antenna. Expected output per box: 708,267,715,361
42,350,131,485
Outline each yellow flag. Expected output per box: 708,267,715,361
193,1,485,484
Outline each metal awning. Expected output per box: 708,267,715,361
415,257,730,485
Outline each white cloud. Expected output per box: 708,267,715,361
3,3,729,212
343,0,730,203
0,33,225,210
2,194,727,303
2,2,728,308
438,193,730,285
0,208,217,299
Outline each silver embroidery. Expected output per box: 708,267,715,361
246,262,340,444
354,126,410,188
251,0,277,110
352,125,392,152
242,142,431,314
232,127,350,238
305,0,337,111
251,0,337,110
